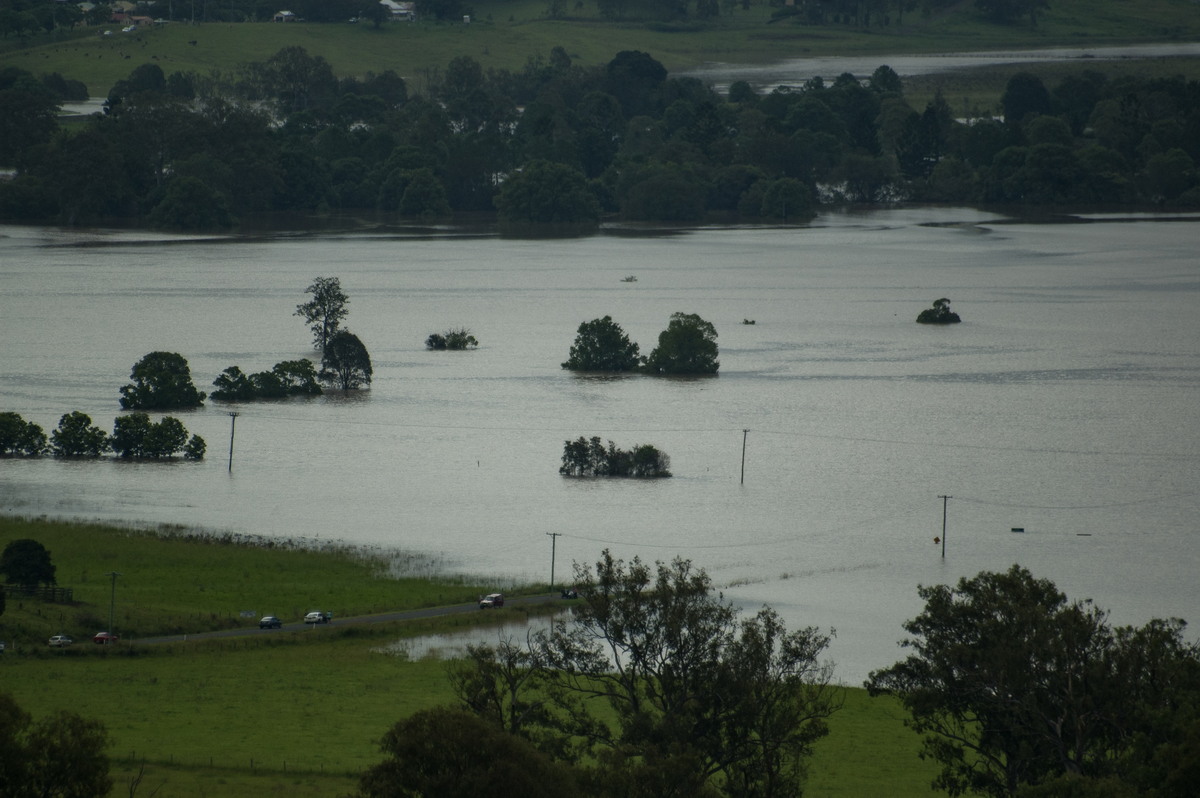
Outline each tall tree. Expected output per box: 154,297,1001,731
866,565,1200,797
320,330,373,389
527,551,839,797
0,539,56,587
296,276,350,351
0,412,46,456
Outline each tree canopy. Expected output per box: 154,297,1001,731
296,276,350,351
50,411,109,457
559,436,671,477
0,412,46,456
320,329,373,389
118,351,206,410
0,539,56,587
562,316,641,372
0,692,111,798
644,312,719,374
916,297,962,324
441,551,839,797
866,565,1200,797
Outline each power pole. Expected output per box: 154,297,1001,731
546,532,561,590
938,495,951,558
740,429,749,485
227,412,239,473
106,571,122,634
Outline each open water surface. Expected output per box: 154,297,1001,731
2,207,1198,683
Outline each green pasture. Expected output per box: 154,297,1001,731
2,0,1199,97
0,517,943,797
0,517,508,642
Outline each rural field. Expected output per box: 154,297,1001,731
1,0,1199,99
1,518,938,797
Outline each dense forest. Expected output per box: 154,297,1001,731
1,41,1199,230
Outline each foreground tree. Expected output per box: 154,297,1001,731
357,707,580,798
562,316,641,372
0,539,56,588
118,351,206,410
320,330,373,389
644,312,719,374
296,276,350,351
50,411,109,457
0,692,111,798
866,565,1200,797
211,360,322,401
450,552,838,796
0,412,46,456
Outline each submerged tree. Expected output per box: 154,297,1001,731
320,330,373,389
0,412,47,456
644,312,719,375
562,316,641,372
296,276,350,351
426,328,479,350
118,351,206,410
916,297,961,324
559,436,671,478
50,411,109,457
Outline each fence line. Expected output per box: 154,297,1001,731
1,584,73,603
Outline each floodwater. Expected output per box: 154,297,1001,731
2,207,1198,683
680,42,1200,92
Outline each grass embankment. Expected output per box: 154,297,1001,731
1,0,1198,97
0,517,940,797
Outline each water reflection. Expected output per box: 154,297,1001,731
376,614,561,661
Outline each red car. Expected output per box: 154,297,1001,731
93,631,119,644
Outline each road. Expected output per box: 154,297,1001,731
132,593,566,645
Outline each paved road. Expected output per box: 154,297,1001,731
133,593,565,645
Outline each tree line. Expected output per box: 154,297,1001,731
6,42,1195,232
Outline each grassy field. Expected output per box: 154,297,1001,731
2,0,1199,96
0,517,941,797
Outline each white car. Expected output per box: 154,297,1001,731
304,611,332,624
49,634,74,647
122,25,136,32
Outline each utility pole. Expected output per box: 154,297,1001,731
740,429,749,485
227,412,239,473
938,495,951,558
106,571,122,634
546,533,561,590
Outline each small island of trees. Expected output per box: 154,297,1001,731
563,313,718,375
426,328,479,350
560,436,671,478
916,297,962,325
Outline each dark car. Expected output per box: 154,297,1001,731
93,631,119,644
479,593,504,609
259,616,282,629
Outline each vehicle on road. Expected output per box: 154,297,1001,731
93,631,119,644
304,611,332,624
479,593,504,609
259,616,282,629
49,634,74,647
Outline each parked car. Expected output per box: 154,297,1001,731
259,616,282,629
303,611,332,624
93,631,119,644
479,593,504,609
49,634,74,647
